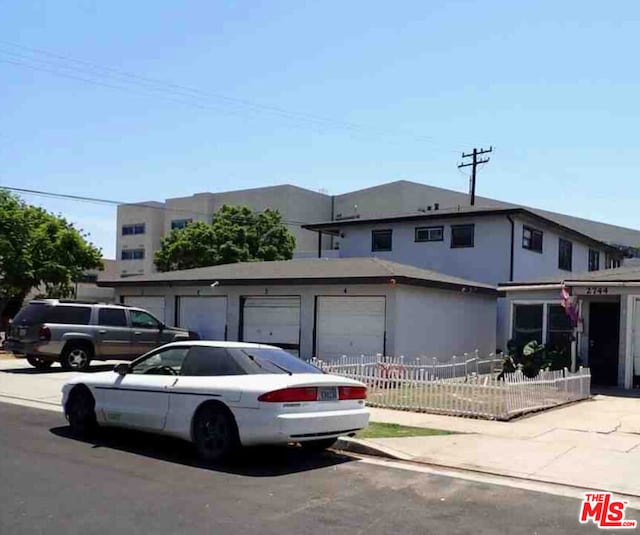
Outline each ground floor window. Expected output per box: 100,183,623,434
512,302,572,356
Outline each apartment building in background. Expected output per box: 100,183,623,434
116,180,640,278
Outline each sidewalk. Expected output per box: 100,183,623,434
351,400,640,497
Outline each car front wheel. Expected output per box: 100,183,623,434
26,355,54,370
193,404,239,463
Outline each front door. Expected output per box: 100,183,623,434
96,346,190,431
588,302,620,386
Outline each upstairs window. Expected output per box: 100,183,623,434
371,229,392,252
558,238,573,271
171,218,192,230
605,254,621,269
451,224,474,248
415,226,444,242
522,226,543,253
122,223,145,235
121,248,145,261
588,249,600,272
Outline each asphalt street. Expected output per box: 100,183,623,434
0,402,627,535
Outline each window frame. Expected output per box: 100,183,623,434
129,309,161,330
120,248,145,261
415,225,444,243
450,224,475,249
558,238,573,271
171,218,193,230
509,300,573,350
588,249,600,272
98,307,128,327
121,223,145,236
129,346,191,375
371,229,393,252
522,225,543,253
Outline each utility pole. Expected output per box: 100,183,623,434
458,146,493,206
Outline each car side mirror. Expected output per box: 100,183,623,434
158,322,165,331
114,363,130,376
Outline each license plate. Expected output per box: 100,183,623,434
318,387,338,401
18,327,27,337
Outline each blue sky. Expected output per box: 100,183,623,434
1,1,639,258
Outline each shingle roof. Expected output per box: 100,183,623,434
99,257,497,295
499,264,640,289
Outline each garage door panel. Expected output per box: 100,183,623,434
242,297,300,347
178,296,227,340
124,296,166,323
316,296,386,360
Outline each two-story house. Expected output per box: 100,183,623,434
302,205,623,347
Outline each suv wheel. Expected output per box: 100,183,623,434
61,344,93,371
26,356,54,370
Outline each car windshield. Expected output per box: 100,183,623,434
233,348,323,375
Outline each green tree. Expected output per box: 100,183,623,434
0,189,102,315
154,205,296,272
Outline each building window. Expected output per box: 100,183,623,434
451,224,474,248
522,226,543,253
171,218,192,230
121,248,145,260
546,304,573,356
588,249,600,272
512,304,544,347
558,238,573,271
415,226,444,242
371,229,392,252
122,223,145,236
605,253,621,269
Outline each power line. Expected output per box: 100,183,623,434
0,40,483,151
0,185,309,228
457,147,493,206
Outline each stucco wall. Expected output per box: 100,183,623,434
116,202,165,277
114,282,496,360
393,286,497,360
335,215,512,285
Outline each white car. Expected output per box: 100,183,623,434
61,341,369,461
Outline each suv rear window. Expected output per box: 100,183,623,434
45,306,92,325
12,303,49,325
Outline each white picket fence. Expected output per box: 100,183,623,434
311,354,591,420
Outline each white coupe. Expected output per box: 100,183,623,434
61,341,369,461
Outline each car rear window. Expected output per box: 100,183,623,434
12,303,49,325
232,348,323,375
180,346,246,377
45,306,92,325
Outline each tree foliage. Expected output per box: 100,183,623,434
154,205,296,272
0,189,103,308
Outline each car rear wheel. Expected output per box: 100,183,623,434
193,404,239,463
26,356,54,370
300,438,337,452
61,344,92,371
66,387,97,436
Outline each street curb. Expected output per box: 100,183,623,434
334,436,414,461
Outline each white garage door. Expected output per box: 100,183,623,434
178,296,227,340
316,296,386,360
242,297,300,353
124,296,166,323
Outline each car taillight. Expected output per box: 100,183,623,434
39,326,51,342
338,386,367,400
258,387,318,403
